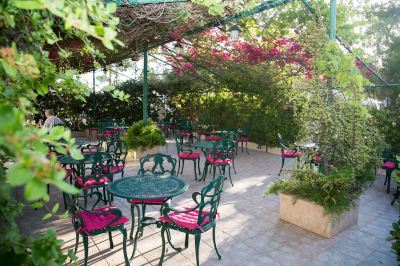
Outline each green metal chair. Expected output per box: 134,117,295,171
158,175,225,266
81,135,106,154
103,138,128,178
202,139,236,186
74,152,114,208
237,124,250,154
175,135,201,180
64,191,129,266
278,133,301,176
129,153,177,239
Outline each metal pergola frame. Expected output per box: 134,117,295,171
103,0,399,124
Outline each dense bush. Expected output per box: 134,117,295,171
370,107,400,154
125,120,166,150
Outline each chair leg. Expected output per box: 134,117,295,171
212,165,216,180
202,163,209,182
212,226,221,259
108,231,114,249
103,186,108,205
228,166,233,186
166,228,182,251
185,233,189,249
232,159,237,174
177,159,181,176
120,228,129,266
198,158,201,175
279,157,285,176
241,141,244,152
83,190,88,209
159,227,166,266
129,204,139,240
195,234,201,266
74,232,79,254
83,235,89,266
193,160,197,181
181,160,185,174
245,141,249,155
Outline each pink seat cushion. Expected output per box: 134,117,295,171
75,176,110,190
206,136,222,141
237,136,248,142
80,206,129,232
206,157,232,165
282,149,301,158
179,151,201,159
159,207,211,231
102,165,125,174
131,198,167,205
383,161,396,170
179,130,192,137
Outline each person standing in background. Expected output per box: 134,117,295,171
38,109,64,129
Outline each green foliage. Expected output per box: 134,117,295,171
267,166,375,215
125,120,166,151
388,218,400,261
370,107,400,154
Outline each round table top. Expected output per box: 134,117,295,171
191,141,215,150
106,175,189,200
57,152,111,165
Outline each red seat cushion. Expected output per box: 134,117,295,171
282,149,301,158
206,157,232,165
237,136,248,142
179,130,192,137
75,176,110,190
131,198,167,205
206,136,222,141
179,151,201,159
102,165,125,174
383,161,396,170
159,207,212,231
80,206,129,232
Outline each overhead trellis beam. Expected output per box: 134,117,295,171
106,0,187,5
147,0,295,50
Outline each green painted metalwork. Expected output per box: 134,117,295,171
106,175,188,200
57,151,111,165
329,0,336,40
138,152,177,176
106,138,128,177
201,139,236,186
64,191,129,266
157,175,225,266
92,69,96,123
143,49,149,125
175,136,201,180
106,0,186,5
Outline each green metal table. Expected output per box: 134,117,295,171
106,175,189,261
57,152,111,165
191,141,221,156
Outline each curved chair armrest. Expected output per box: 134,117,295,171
76,191,103,209
81,144,98,153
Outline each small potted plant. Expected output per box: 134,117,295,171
125,120,166,160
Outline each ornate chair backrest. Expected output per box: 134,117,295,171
194,175,225,227
211,139,236,160
277,133,288,151
76,152,113,183
106,139,128,167
138,153,177,176
174,136,184,155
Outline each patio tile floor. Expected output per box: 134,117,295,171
18,138,398,265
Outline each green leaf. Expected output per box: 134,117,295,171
51,203,59,213
1,59,17,78
14,0,45,9
50,126,64,140
42,213,52,221
24,178,47,201
7,163,34,186
30,201,44,209
43,193,49,202
54,180,79,194
69,147,83,160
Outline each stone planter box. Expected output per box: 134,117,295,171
127,145,168,160
279,193,358,238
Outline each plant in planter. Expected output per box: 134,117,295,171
125,120,166,159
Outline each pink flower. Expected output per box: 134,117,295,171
175,69,184,75
184,63,193,69
366,71,373,77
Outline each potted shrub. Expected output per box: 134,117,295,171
125,120,166,160
267,167,375,238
